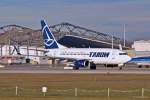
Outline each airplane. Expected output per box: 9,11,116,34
129,56,150,68
41,20,131,70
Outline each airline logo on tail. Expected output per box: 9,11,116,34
41,20,59,49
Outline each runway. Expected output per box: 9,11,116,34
0,64,150,74
0,69,150,74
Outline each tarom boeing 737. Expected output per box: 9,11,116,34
41,20,131,70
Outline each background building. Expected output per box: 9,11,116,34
132,40,150,57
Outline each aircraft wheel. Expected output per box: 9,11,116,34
90,62,96,70
146,65,150,68
119,66,123,70
138,65,142,68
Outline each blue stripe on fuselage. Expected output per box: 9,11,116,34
129,56,150,62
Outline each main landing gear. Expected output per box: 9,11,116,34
89,62,96,70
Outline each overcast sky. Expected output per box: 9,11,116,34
0,0,150,41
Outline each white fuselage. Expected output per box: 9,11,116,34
45,48,131,65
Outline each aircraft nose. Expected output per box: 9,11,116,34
126,56,131,62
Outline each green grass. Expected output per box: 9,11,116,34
0,73,149,100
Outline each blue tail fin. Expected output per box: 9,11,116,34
41,20,59,49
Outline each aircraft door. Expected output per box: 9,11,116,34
112,51,116,60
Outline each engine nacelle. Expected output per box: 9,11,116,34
74,60,89,68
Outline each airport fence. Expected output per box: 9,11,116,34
0,86,149,98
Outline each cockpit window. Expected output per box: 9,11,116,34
119,53,127,55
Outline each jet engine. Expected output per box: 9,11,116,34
73,60,89,69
